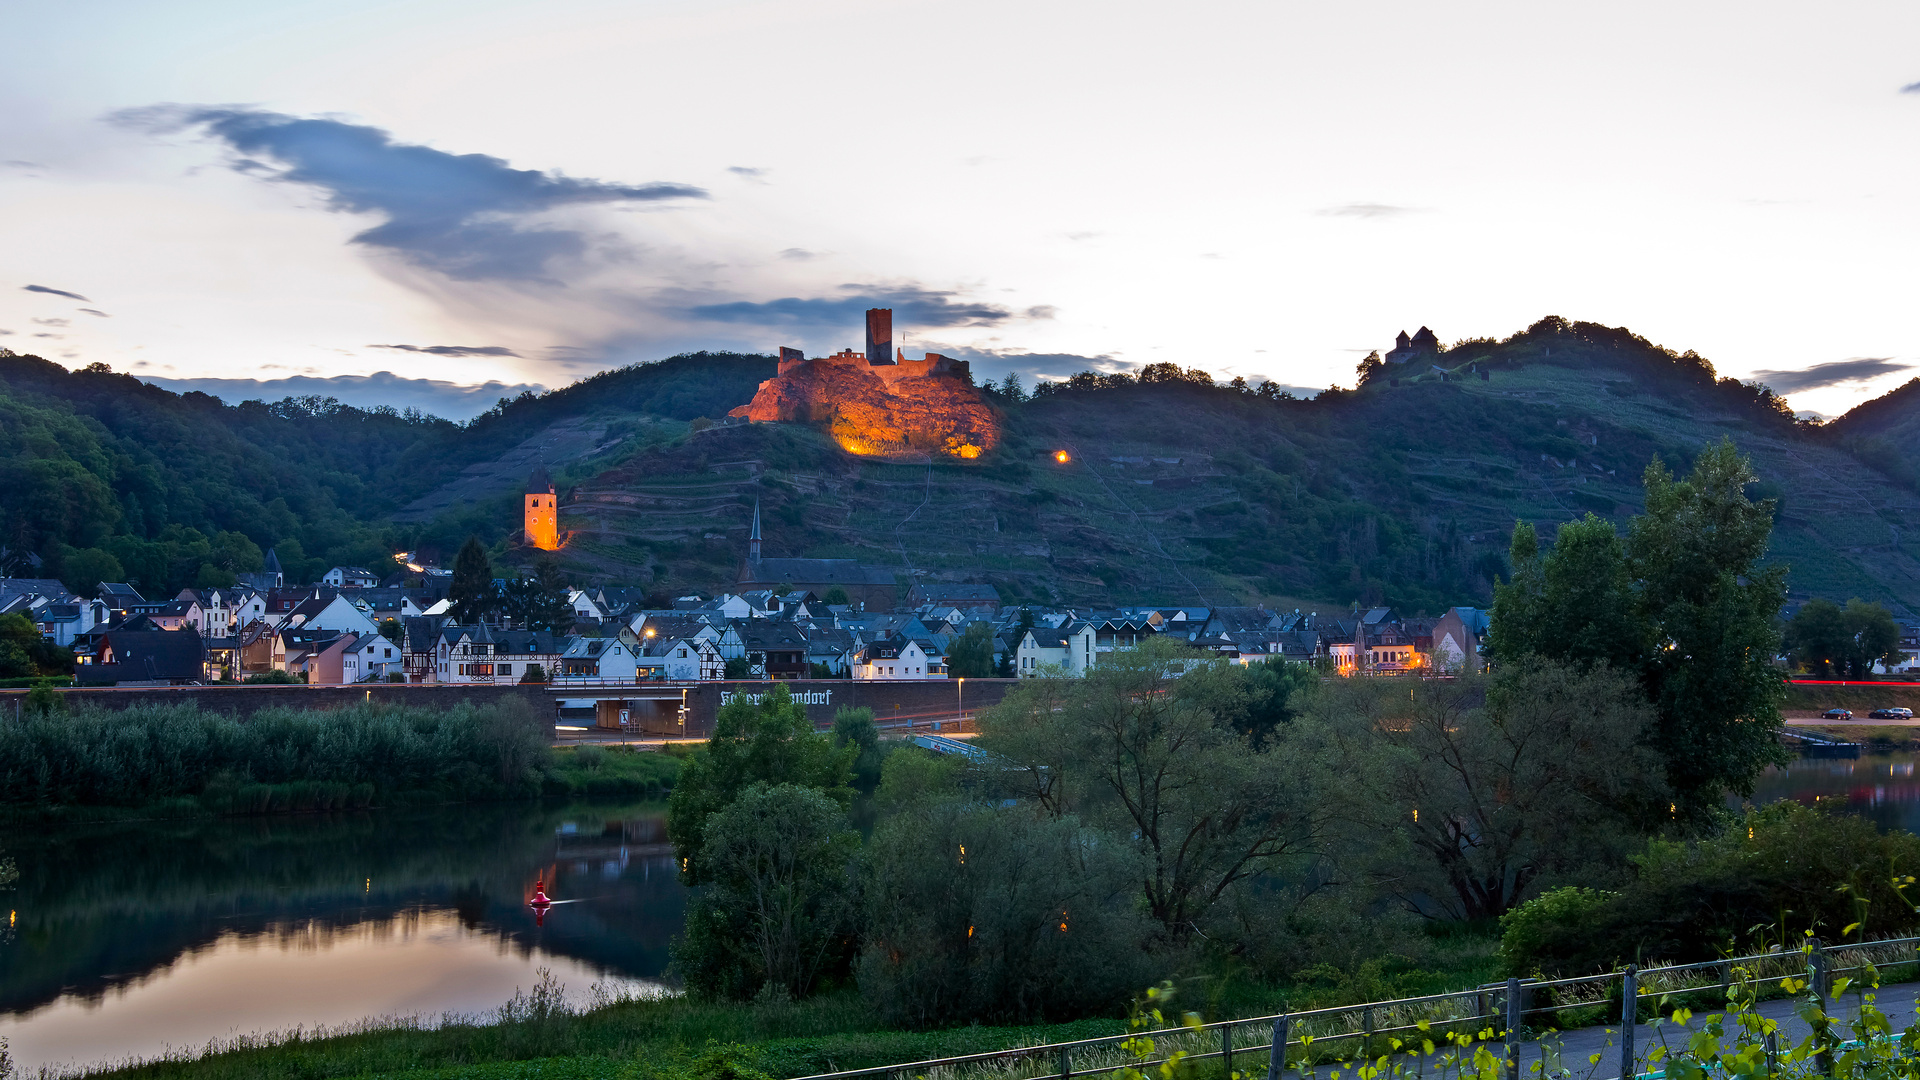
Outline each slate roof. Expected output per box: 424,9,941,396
739,558,895,586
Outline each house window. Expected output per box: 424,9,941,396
500,663,513,676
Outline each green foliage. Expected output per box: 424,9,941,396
1787,597,1903,677
450,536,496,624
979,637,1320,936
872,747,962,814
857,799,1156,1026
243,669,302,684
723,657,754,679
1498,801,1920,975
945,621,997,678
1302,659,1663,920
667,683,856,884
0,613,71,677
0,699,549,808
821,586,850,606
542,745,680,800
830,707,884,793
61,546,124,597
1489,439,1787,822
676,783,861,1001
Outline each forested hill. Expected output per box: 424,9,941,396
0,349,770,595
9,316,1920,612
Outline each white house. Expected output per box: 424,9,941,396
1016,621,1097,676
855,634,937,680
287,593,381,638
655,636,724,680
567,589,606,622
560,636,641,681
341,632,403,682
322,566,381,589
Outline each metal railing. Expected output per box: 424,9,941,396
787,937,1920,1080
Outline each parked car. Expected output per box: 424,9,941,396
1869,707,1914,719
1822,708,1853,720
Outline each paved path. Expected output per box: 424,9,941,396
1514,981,1920,1080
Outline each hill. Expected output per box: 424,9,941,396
9,317,1920,613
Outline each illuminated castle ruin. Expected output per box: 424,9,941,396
731,308,997,459
525,465,559,551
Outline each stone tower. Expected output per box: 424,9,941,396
525,465,558,551
865,308,893,366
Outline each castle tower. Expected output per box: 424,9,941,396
865,308,893,366
525,465,558,551
749,498,762,563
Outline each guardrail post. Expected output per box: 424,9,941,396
1059,1044,1072,1080
1267,1014,1290,1080
1810,937,1828,1004
1223,1022,1234,1077
1505,977,1521,1080
1719,961,1731,1001
1620,965,1637,1080
1364,1005,1375,1056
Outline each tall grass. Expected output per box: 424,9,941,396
0,700,549,809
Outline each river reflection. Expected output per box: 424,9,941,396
1747,751,1920,833
0,801,685,1072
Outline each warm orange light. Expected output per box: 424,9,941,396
645,628,655,637
1054,450,1070,463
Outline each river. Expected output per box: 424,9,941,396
0,801,685,1074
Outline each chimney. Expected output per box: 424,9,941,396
865,308,893,366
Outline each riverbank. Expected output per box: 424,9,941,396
75,937,1502,1080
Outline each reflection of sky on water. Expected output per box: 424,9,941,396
1747,752,1920,833
0,802,687,1074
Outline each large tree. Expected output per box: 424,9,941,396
977,638,1323,938
447,536,495,625
1302,659,1664,920
667,683,856,884
1487,438,1787,822
945,621,997,678
674,782,860,1001
1785,597,1902,678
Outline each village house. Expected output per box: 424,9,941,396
340,632,402,683
1016,621,1097,676
322,566,381,589
855,633,936,680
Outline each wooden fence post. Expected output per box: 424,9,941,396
1620,965,1637,1080
1505,977,1522,1080
1223,1022,1234,1077
1267,1014,1290,1080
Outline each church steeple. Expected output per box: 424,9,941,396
749,499,762,563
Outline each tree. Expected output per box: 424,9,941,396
1629,440,1788,818
674,782,860,1000
831,706,884,793
1787,597,1903,677
1302,659,1664,920
379,618,402,642
1487,440,1788,822
822,586,850,606
448,536,494,625
667,683,856,884
1488,514,1645,672
61,547,124,598
858,800,1154,1025
723,656,754,680
504,559,572,633
1355,350,1385,387
978,638,1322,938
945,622,996,678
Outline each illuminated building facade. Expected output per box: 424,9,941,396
525,465,558,551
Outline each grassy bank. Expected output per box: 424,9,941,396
1782,681,1920,713
0,702,679,821
79,931,1499,1080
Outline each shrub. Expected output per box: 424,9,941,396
857,800,1156,1026
1498,802,1920,975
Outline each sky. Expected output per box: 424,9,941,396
2,0,1917,420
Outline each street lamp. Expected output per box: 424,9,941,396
957,676,965,730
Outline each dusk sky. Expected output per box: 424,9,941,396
4,0,1918,419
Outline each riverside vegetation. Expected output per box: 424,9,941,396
0,699,679,818
29,443,1920,1080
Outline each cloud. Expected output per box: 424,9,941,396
1753,357,1910,393
78,308,110,318
0,329,12,335
140,370,547,421
32,317,69,327
1065,231,1101,241
112,105,707,282
23,284,91,301
728,166,770,182
689,285,1017,328
1316,203,1423,219
32,333,61,339
369,343,522,358
778,248,816,260
1903,82,1920,94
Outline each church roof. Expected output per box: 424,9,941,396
526,465,554,494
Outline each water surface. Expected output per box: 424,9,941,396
0,801,685,1073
